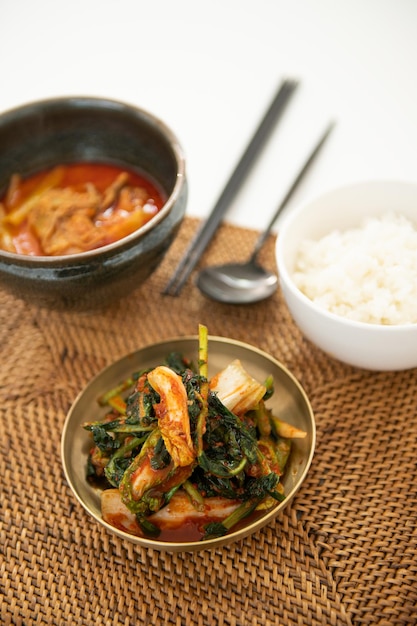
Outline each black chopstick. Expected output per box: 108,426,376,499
248,120,336,261
162,78,299,296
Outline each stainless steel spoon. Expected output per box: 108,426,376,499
197,122,335,304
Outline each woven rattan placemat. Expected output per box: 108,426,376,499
1,216,417,626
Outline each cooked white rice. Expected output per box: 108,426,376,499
293,212,417,325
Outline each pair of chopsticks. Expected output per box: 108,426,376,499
162,79,299,296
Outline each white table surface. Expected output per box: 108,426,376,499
2,0,417,232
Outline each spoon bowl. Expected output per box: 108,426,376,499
197,260,278,304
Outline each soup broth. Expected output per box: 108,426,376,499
0,163,166,256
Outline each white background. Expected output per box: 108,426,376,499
2,0,417,232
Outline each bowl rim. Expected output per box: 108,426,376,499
61,334,316,552
276,178,417,331
0,95,186,265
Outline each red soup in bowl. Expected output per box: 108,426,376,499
0,162,166,256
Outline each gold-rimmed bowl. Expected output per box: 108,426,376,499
61,336,315,552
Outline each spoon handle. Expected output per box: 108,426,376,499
162,78,299,296
250,121,336,263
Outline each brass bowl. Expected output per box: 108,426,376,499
61,336,316,552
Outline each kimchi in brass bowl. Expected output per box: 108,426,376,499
61,336,315,552
0,96,187,308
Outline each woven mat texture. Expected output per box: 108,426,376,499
1,216,417,626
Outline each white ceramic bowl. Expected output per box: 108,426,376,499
276,180,417,371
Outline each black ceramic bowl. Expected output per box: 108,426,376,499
0,96,187,308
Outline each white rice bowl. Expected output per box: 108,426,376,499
276,180,417,371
